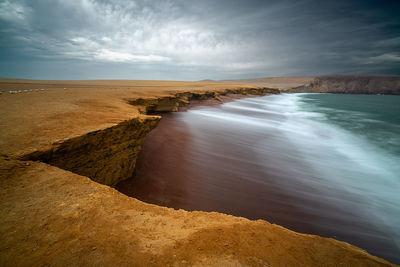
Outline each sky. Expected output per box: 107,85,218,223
0,0,399,80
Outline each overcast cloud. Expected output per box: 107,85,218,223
0,0,399,80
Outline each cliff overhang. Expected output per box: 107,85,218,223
21,87,279,186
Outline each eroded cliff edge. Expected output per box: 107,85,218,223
22,116,160,186
21,87,279,186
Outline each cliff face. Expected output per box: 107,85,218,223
287,75,400,94
22,117,160,186
22,87,280,186
129,87,280,114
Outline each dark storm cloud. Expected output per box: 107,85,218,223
0,0,399,79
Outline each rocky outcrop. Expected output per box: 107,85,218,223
285,75,400,94
129,96,181,114
22,87,280,186
129,87,280,114
312,75,400,94
22,116,160,186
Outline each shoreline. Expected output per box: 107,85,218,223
0,79,397,266
116,93,400,263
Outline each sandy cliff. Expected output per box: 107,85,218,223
0,79,397,266
16,84,278,186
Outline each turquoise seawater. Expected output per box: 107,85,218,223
120,93,400,263
188,93,400,261
295,93,400,260
299,94,400,156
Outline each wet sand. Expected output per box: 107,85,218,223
116,95,400,264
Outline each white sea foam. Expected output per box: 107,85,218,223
185,93,400,251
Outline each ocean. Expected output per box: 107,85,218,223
117,93,400,263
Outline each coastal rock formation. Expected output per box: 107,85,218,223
22,86,280,186
130,87,280,114
22,116,160,186
220,75,400,94
310,75,400,94
129,97,180,114
287,75,400,94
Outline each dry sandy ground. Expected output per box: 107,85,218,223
0,79,396,266
0,79,250,157
219,76,315,90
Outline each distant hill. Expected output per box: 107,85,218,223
198,79,217,83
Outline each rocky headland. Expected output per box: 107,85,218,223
221,74,400,94
291,75,400,94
